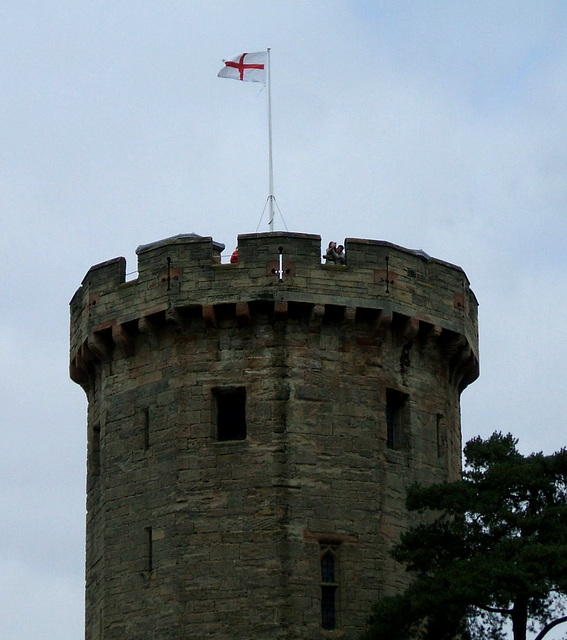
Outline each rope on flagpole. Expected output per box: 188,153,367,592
256,196,288,233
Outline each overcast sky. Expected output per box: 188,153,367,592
1,2,566,638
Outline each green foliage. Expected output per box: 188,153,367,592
363,433,567,640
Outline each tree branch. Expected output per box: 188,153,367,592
475,604,512,615
533,615,567,640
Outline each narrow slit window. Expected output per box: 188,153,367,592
320,547,339,630
145,526,153,573
213,387,247,441
142,407,150,450
90,423,101,476
436,413,446,458
386,388,409,450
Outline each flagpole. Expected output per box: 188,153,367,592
267,47,275,232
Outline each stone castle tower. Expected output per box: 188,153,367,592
69,231,479,639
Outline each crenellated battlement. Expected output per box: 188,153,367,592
70,231,479,390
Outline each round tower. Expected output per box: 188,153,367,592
70,231,479,640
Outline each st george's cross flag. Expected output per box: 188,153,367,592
218,52,267,83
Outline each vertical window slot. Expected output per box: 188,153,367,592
145,526,153,573
386,388,409,450
142,408,150,450
213,387,247,441
320,547,339,630
436,413,446,458
90,423,101,476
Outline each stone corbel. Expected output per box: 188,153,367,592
112,323,135,357
310,304,325,329
373,311,393,340
165,308,183,325
401,316,420,340
138,316,155,335
274,301,288,321
202,305,217,329
344,306,357,324
87,331,113,363
236,302,251,327
69,352,90,387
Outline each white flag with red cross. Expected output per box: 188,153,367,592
217,52,267,83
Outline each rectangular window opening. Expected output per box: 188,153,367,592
213,387,247,441
386,388,409,450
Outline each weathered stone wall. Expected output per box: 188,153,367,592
70,232,479,639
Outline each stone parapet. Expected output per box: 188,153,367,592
70,232,479,389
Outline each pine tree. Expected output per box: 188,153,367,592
363,433,567,640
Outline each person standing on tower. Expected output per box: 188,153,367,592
324,241,339,264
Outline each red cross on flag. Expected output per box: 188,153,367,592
218,52,267,83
